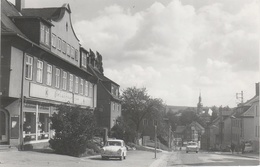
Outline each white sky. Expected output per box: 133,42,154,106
11,0,259,107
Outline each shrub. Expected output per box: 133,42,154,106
49,104,96,157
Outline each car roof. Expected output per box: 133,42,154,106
107,139,124,142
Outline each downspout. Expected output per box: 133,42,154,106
19,44,34,150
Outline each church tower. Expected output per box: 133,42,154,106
197,91,203,115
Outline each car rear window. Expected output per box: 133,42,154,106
106,141,122,146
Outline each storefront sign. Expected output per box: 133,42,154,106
74,94,92,106
30,83,73,103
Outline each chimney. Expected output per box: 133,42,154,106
15,0,25,12
256,82,259,96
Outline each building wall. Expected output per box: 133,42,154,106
9,47,23,98
50,10,80,67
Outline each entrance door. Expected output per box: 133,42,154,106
0,110,8,144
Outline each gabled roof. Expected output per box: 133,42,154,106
88,65,121,102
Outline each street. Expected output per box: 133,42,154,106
0,149,259,167
165,150,259,167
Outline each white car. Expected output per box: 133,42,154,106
186,141,199,153
101,139,127,160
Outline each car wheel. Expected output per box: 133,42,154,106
186,151,188,153
196,151,198,153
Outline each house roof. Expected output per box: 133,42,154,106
88,65,121,102
1,0,26,37
21,5,68,21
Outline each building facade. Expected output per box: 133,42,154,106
1,0,97,149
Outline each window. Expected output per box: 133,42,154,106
46,64,52,86
80,79,83,95
36,60,43,83
82,52,87,67
40,23,50,46
40,24,44,43
51,34,56,48
45,27,49,45
143,119,148,126
111,86,114,94
57,37,61,51
71,47,75,59
67,44,70,57
75,49,78,61
153,120,157,126
75,77,79,93
62,71,67,90
62,40,66,54
116,88,119,97
25,55,33,80
89,83,93,97
55,68,60,88
85,81,89,96
69,74,73,92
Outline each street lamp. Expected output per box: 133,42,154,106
230,115,236,147
154,125,157,159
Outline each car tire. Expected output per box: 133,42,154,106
186,151,188,153
196,151,198,153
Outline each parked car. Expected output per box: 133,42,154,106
101,139,127,160
244,142,253,153
186,141,199,153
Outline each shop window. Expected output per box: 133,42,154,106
38,113,49,140
36,60,43,83
25,55,33,80
62,40,66,54
23,112,36,142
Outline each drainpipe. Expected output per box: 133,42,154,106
19,44,33,150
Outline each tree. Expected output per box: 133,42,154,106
121,87,165,143
49,104,96,157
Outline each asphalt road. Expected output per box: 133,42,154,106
165,150,260,166
0,149,259,167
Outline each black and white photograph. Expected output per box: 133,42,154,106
0,0,259,166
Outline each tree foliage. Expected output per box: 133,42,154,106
120,87,165,142
49,104,96,157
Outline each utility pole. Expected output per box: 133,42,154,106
169,125,171,150
236,91,244,104
154,125,157,159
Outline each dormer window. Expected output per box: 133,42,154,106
40,23,50,46
82,52,87,68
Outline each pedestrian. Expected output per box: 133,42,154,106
241,142,245,154
231,143,235,154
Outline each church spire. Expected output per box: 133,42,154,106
197,90,203,114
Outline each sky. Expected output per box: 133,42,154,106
10,0,259,107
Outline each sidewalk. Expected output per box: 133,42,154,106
213,151,259,159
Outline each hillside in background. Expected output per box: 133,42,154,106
166,105,196,113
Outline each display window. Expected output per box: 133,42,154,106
23,103,50,143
